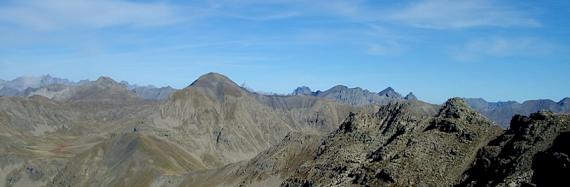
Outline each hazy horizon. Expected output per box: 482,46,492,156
1,73,568,104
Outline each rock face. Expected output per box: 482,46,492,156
292,86,313,96
378,87,402,98
458,111,570,186
281,98,500,186
465,98,570,128
404,92,417,100
292,85,404,106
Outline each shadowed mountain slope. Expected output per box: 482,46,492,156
50,133,205,187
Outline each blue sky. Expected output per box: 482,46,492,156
0,0,569,103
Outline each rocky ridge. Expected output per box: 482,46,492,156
459,111,570,186
292,85,404,106
281,98,500,186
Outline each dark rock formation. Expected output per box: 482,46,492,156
292,86,313,96
378,87,402,98
282,98,499,186
458,111,570,186
404,92,417,100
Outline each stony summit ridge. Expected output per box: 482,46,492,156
0,72,568,186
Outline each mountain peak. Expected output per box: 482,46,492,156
329,85,349,91
94,76,119,87
185,72,243,98
293,86,313,96
437,97,474,118
404,92,417,100
190,72,237,87
378,87,402,98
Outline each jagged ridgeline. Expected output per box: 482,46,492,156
2,74,569,127
0,73,568,186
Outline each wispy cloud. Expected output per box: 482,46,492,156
391,0,540,29
0,0,186,30
455,37,557,61
365,41,406,56
221,11,302,21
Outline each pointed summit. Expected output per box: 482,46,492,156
437,97,475,118
378,87,402,98
293,86,313,96
93,76,121,88
404,92,417,100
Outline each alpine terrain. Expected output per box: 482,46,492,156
0,73,568,187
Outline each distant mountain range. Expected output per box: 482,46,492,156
1,75,568,128
292,85,415,105
291,85,569,128
0,75,177,100
464,98,570,128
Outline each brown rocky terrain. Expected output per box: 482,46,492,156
458,111,570,186
0,73,373,186
281,98,502,186
1,72,568,187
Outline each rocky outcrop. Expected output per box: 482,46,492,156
282,98,497,186
458,111,570,186
404,92,417,100
292,86,313,96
